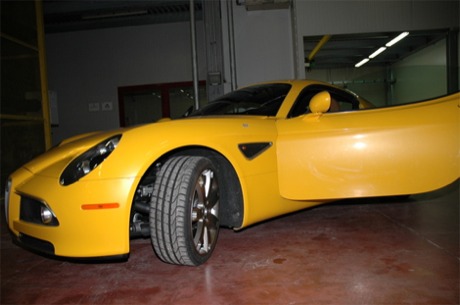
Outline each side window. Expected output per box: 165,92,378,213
289,85,359,117
329,92,358,112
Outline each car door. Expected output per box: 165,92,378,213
276,91,459,200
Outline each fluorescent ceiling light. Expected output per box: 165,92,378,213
369,47,387,58
355,31,409,68
355,58,369,68
386,32,410,47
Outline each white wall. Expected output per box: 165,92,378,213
392,38,447,103
306,66,388,106
46,0,459,143
293,0,459,79
229,4,294,87
306,38,455,106
297,1,459,106
46,21,206,143
47,4,295,143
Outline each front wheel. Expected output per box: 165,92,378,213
150,156,220,266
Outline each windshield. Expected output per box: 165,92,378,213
189,83,291,117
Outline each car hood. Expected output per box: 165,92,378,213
20,115,274,179
22,129,126,176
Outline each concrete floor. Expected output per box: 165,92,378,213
1,181,458,305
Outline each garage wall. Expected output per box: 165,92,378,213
47,4,295,144
296,0,459,106
223,0,458,105
305,38,454,106
392,38,447,103
305,66,388,106
46,21,207,144
294,0,459,80
46,0,459,144
223,3,294,88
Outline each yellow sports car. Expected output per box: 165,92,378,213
5,80,459,266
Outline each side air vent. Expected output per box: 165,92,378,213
238,142,272,160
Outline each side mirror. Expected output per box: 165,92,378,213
309,91,331,114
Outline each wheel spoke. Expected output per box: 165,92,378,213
195,219,219,254
193,221,204,251
192,168,220,255
202,226,209,252
196,177,206,204
202,169,212,197
206,212,219,231
206,181,219,209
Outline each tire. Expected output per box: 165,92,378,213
150,156,220,266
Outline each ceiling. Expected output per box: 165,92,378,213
43,1,202,33
304,30,448,69
43,1,448,70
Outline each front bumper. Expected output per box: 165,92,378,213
6,167,136,258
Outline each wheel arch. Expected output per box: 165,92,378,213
136,145,244,229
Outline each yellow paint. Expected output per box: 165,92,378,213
6,80,459,258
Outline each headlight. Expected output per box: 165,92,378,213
60,135,121,186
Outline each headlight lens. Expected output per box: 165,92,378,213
60,135,121,186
